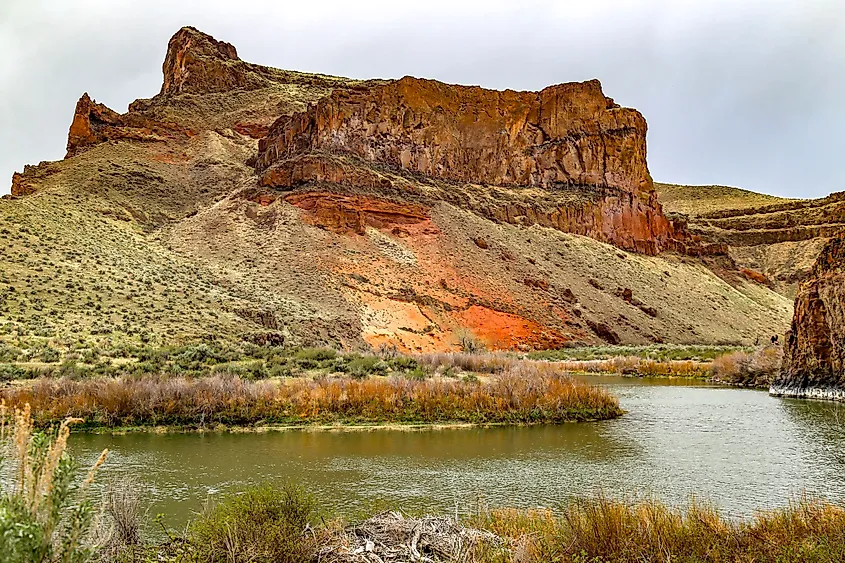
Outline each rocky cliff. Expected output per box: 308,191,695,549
65,93,188,157
771,237,845,400
255,76,713,256
257,77,653,193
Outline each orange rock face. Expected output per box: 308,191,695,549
65,93,184,158
285,192,434,235
254,76,719,256
482,189,709,255
773,237,845,399
258,76,653,193
10,172,35,197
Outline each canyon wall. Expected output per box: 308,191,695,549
771,236,845,400
257,76,652,193
254,77,714,256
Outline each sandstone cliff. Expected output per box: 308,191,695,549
257,76,653,193
771,237,845,400
255,77,714,256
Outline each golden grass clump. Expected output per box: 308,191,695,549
0,362,622,429
474,496,845,563
551,356,711,378
711,345,782,387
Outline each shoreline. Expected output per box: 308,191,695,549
75,415,624,435
568,370,770,390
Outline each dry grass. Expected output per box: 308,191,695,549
417,350,712,379
475,495,845,563
655,182,793,216
551,356,711,378
711,345,782,387
416,352,518,374
152,490,845,563
1,363,622,428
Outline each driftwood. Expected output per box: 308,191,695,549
318,512,503,563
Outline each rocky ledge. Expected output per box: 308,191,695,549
771,236,845,399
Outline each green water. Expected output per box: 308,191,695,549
69,377,845,526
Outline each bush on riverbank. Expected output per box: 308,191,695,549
0,362,622,428
528,344,748,362
189,484,321,563
710,345,782,387
549,356,711,377
0,402,108,563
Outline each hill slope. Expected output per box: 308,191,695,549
1,27,794,352
656,183,845,297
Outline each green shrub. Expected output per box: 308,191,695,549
188,484,317,563
0,363,26,381
293,348,337,369
404,368,428,380
0,344,22,362
347,355,388,378
294,347,337,362
268,363,295,378
40,347,60,363
0,408,108,563
388,356,419,372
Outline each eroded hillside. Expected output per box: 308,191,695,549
1,27,794,352
657,183,845,297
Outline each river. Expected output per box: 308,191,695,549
69,376,845,526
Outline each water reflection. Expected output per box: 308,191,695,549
69,378,845,526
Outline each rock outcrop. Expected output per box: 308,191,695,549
65,93,184,157
771,237,845,400
257,76,652,193
284,192,435,235
10,172,36,197
159,26,270,96
657,184,845,295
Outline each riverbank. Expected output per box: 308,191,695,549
76,418,626,435
0,361,622,429
126,484,845,563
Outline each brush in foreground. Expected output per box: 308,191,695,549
477,495,845,563
159,487,845,563
1,363,622,428
0,401,108,563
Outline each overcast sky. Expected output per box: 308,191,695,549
1,0,843,198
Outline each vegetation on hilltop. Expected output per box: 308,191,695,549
655,182,793,216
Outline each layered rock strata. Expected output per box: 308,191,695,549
257,76,653,193
65,93,186,157
771,237,845,400
255,78,711,256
